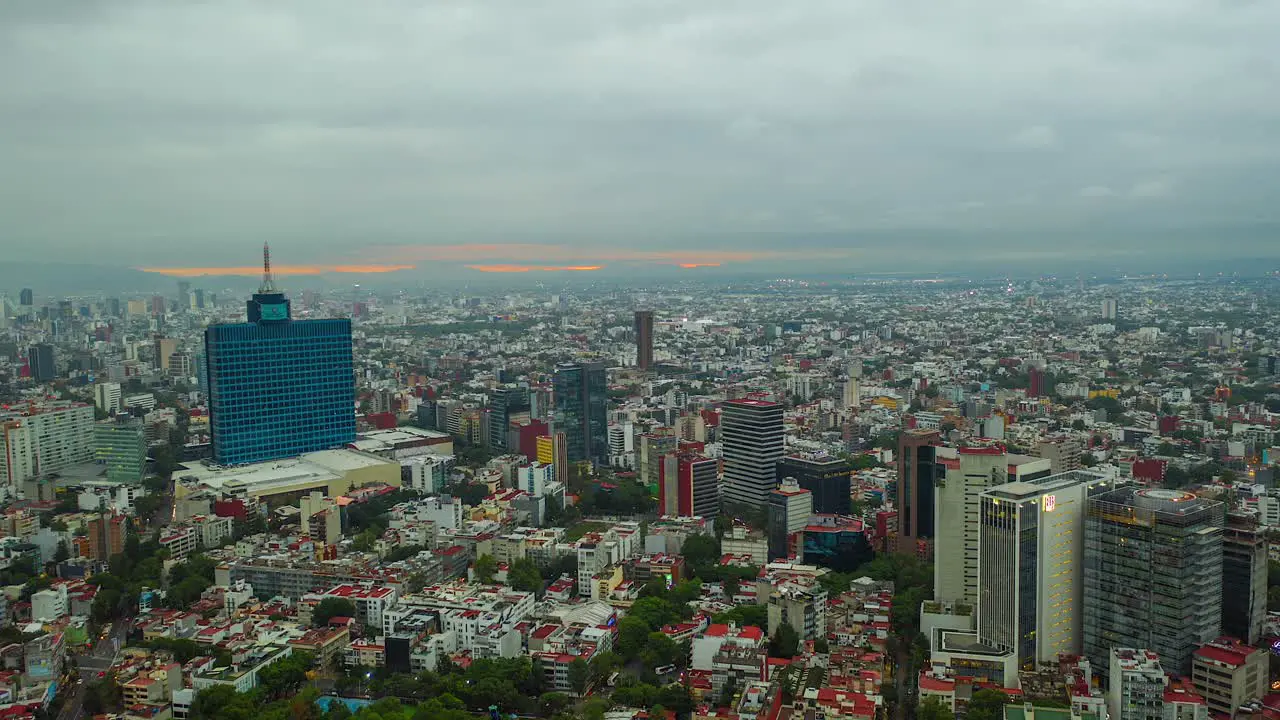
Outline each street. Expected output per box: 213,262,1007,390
60,618,130,720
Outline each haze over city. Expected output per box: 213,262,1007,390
3,0,1279,286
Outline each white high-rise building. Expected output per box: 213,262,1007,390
94,382,123,415
721,399,784,507
0,402,95,486
517,462,554,497
1102,297,1119,320
935,449,1052,605
839,362,862,411
977,470,1112,666
401,454,454,494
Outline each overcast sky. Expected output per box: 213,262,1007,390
2,0,1278,277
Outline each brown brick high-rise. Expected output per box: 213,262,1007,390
893,429,941,557
635,310,654,370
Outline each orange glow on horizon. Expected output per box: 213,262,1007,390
363,243,784,267
138,264,415,277
676,262,722,268
466,264,604,273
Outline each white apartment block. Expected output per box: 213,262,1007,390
31,585,69,622
1109,648,1167,720
94,383,123,415
324,583,399,630
517,462,554,497
160,525,198,561
0,403,95,485
574,523,641,591
401,454,454,494
196,515,234,548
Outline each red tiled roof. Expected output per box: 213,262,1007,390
919,673,954,692
1195,642,1254,667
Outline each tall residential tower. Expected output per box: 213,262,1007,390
721,398,785,508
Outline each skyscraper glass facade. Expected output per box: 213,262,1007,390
205,289,355,466
553,362,607,464
776,453,853,515
1083,486,1223,674
94,418,147,483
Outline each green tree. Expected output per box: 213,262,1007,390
383,544,428,563
83,680,122,715
918,695,956,720
679,533,721,575
134,494,165,522
352,528,380,552
451,481,490,506
568,657,591,695
615,617,652,660
53,540,70,563
474,554,498,584
581,697,611,720
189,685,258,720
967,688,1011,720
713,514,733,538
257,651,314,698
312,597,357,627
769,624,800,658
507,558,544,594
92,588,122,622
712,604,767,629
640,631,682,669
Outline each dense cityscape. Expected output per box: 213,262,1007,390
0,248,1277,720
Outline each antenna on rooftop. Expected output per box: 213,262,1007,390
260,242,276,293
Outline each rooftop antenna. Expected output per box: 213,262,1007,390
260,242,276,293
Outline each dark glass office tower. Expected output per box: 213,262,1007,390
28,344,55,383
776,453,853,515
1083,487,1223,674
486,385,529,452
553,361,607,464
204,245,355,466
895,429,941,555
1221,512,1267,645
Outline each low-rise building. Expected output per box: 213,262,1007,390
1191,637,1266,717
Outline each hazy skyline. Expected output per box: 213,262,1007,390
3,1,1279,277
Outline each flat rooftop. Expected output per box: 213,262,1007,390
987,470,1110,500
938,630,1010,657
177,449,392,493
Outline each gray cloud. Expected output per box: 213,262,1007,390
1,0,1278,270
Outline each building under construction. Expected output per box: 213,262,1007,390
1082,486,1223,675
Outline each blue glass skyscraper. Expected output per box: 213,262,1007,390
205,245,355,466
552,361,607,465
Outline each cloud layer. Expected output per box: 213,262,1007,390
2,0,1279,272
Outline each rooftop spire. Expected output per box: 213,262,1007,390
260,241,276,293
